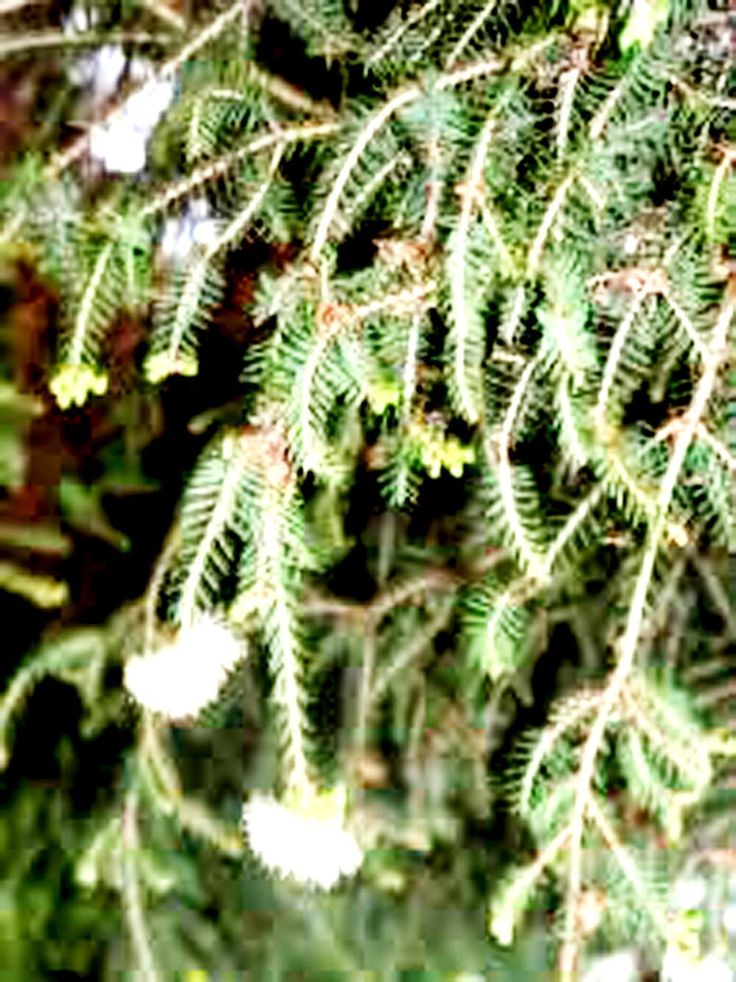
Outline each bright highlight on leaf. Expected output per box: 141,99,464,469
144,351,200,384
408,420,475,478
488,900,516,947
0,561,68,608
366,374,401,414
619,0,669,52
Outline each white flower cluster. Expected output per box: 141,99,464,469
582,950,639,982
160,198,220,263
242,787,364,891
89,73,175,174
123,616,243,719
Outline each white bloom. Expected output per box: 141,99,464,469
622,232,640,256
160,198,220,263
124,616,243,719
672,875,708,911
90,77,175,174
90,123,148,175
723,903,736,936
126,78,176,131
63,4,100,35
242,790,364,890
662,947,733,982
583,950,639,982
128,56,156,84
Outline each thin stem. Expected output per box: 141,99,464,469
121,789,159,982
371,599,455,704
449,111,497,423
310,84,422,261
445,0,497,68
493,355,545,578
140,0,186,31
354,619,376,753
141,122,337,219
0,30,167,57
367,0,443,68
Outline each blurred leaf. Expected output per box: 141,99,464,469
0,559,68,607
59,476,130,551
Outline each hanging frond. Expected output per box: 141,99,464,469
165,431,253,628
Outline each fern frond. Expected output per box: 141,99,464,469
487,821,571,947
266,0,358,61
681,438,733,548
543,483,607,579
460,571,536,683
48,219,138,407
272,299,365,481
621,672,713,803
181,89,253,165
63,235,122,365
537,251,598,388
147,252,227,379
145,147,283,381
308,93,416,260
481,447,548,580
367,0,527,86
443,111,496,423
246,498,312,787
513,686,604,820
167,432,252,629
375,435,423,509
586,797,671,947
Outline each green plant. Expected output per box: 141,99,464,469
0,0,734,977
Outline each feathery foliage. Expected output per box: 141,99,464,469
0,0,734,976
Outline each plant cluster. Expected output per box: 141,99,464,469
0,0,734,977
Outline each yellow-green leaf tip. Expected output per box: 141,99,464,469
366,376,401,414
49,364,109,410
144,351,199,384
283,781,348,823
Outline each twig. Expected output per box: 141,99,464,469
121,789,159,982
303,548,510,626
0,29,167,57
140,0,186,31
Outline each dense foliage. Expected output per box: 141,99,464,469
0,0,734,977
